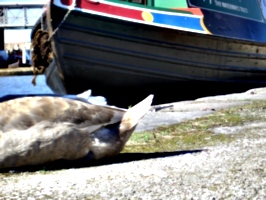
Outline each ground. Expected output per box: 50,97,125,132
1,87,266,199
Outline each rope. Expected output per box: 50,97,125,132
48,0,76,41
40,4,46,30
31,0,77,85
31,30,52,86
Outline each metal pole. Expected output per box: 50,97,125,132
24,7,27,27
0,28,4,50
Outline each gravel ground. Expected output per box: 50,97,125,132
1,88,266,199
0,122,265,200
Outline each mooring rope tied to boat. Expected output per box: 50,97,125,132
48,0,77,41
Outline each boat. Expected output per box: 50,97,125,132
31,0,266,107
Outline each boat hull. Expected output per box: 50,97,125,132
41,1,266,106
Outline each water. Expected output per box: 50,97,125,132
0,75,53,96
0,75,263,106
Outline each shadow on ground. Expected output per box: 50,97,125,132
91,82,265,107
0,149,204,173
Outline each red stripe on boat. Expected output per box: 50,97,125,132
60,0,144,21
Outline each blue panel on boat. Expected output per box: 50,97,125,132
152,12,204,32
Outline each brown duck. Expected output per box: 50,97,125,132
0,95,153,169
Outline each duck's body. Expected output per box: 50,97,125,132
0,95,153,169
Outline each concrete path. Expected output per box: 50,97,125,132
136,87,266,131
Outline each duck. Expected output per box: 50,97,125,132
0,94,153,169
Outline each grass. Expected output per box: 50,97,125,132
123,100,266,153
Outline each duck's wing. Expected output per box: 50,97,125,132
0,96,126,132
88,95,153,159
119,94,153,141
121,95,153,128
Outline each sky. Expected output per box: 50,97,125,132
2,0,48,43
0,0,48,4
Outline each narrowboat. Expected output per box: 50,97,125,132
31,0,266,106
